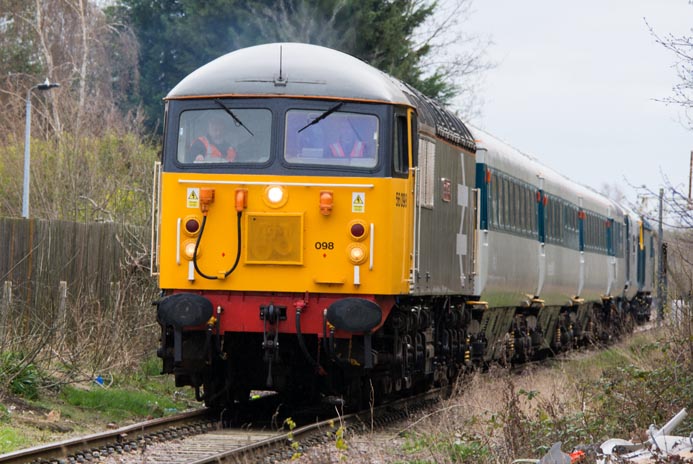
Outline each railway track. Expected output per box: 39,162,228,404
0,389,442,464
1,322,655,464
0,408,216,464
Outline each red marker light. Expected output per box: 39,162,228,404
350,223,365,238
185,218,200,234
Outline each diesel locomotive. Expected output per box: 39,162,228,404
152,43,655,409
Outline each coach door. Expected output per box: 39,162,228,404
535,177,546,297
606,215,616,296
624,215,631,286
576,197,585,298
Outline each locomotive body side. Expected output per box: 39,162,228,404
410,130,478,296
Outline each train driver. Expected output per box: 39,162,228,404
329,122,365,158
190,114,237,162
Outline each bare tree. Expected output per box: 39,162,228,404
249,0,349,49
248,0,491,118
0,0,149,222
411,0,493,119
600,182,627,204
648,19,693,128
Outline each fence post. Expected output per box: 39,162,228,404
1,281,12,343
58,281,68,330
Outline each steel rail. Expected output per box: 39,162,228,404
0,408,210,464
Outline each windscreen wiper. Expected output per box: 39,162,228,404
214,99,254,136
298,101,344,133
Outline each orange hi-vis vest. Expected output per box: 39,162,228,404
329,141,364,158
198,136,237,161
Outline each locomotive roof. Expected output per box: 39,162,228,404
167,42,411,104
167,42,475,151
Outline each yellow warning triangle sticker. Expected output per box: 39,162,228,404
188,190,198,200
354,195,363,204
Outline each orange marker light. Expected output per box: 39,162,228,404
199,188,215,214
319,191,333,216
235,189,248,212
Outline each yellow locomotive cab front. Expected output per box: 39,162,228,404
157,172,413,296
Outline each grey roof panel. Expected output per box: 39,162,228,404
167,42,411,104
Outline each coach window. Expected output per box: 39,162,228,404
520,185,527,234
511,182,518,231
530,189,536,233
545,195,552,241
558,201,564,243
531,190,536,234
515,182,522,232
491,173,499,227
525,186,531,234
517,185,524,232
502,177,510,229
523,186,528,233
506,181,512,230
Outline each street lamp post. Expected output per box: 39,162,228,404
22,78,59,219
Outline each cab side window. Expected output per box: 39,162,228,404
393,114,408,177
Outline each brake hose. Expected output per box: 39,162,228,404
193,211,243,280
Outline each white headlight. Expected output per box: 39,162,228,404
268,186,284,203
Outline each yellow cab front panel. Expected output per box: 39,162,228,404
157,171,413,334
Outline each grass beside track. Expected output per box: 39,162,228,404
0,357,197,455
274,327,693,463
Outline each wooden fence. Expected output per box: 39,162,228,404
0,217,154,340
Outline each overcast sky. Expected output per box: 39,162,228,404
461,0,691,204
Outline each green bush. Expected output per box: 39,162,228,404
0,352,42,400
594,363,693,437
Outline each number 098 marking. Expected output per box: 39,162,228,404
314,242,334,250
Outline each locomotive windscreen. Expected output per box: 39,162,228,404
176,108,272,164
284,110,379,168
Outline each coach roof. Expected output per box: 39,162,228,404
166,42,412,105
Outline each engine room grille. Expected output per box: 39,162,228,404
246,213,303,264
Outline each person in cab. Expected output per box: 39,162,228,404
190,114,237,162
329,122,365,158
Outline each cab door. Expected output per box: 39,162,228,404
394,108,417,291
